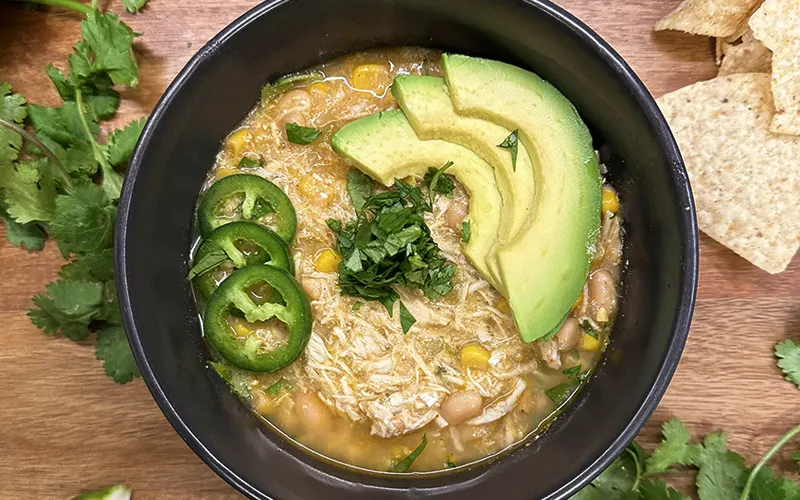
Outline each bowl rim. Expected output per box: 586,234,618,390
116,0,699,498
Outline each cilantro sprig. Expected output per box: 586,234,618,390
1,4,147,383
574,418,800,500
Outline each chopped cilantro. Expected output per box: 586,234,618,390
544,382,575,405
95,325,140,383
645,418,702,475
461,220,471,243
389,434,427,473
497,129,519,171
328,178,456,313
562,365,582,379
445,458,457,468
346,168,375,211
264,379,286,395
285,122,320,145
351,301,362,311
580,319,599,339
775,339,800,388
399,301,416,334
187,249,228,280
423,160,454,205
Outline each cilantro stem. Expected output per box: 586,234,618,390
0,117,73,187
7,0,94,15
75,89,122,199
738,423,800,500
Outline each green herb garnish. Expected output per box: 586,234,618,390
399,301,416,334
775,339,800,388
423,160,454,205
580,319,599,339
574,418,800,500
71,483,133,500
187,249,228,280
389,434,427,473
544,382,575,405
497,129,519,171
1,6,145,384
346,168,375,211
461,220,471,243
445,458,457,468
351,301,362,311
328,178,456,313
562,365,582,379
285,122,320,145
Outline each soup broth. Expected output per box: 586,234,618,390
195,48,622,473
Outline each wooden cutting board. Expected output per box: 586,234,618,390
0,1,797,498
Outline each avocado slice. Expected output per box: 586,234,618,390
442,54,601,342
331,110,506,291
391,75,536,244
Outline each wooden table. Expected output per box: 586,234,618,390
0,1,797,498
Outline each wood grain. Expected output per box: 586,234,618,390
0,1,797,498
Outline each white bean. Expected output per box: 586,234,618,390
440,391,483,425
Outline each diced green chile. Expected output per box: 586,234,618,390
204,265,312,372
192,221,294,298
198,174,297,242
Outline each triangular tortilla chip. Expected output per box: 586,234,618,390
749,0,800,134
656,0,764,37
718,35,772,75
657,74,800,273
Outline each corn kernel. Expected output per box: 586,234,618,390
596,307,609,323
231,318,252,337
581,333,601,352
226,128,251,158
351,64,390,92
315,248,341,273
308,81,331,94
460,344,491,370
298,174,316,197
602,186,620,213
496,297,510,314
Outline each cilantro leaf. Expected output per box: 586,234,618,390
351,301,362,311
95,325,140,384
122,0,149,13
264,379,286,395
29,280,104,340
573,444,644,499
695,432,747,500
72,12,140,88
461,220,470,243
285,122,320,145
423,161,454,205
107,117,146,166
346,168,374,211
0,83,27,165
399,301,416,334
545,382,576,405
187,249,228,280
49,183,115,256
0,210,47,251
497,129,519,171
793,452,800,470
745,466,800,500
563,365,582,379
0,157,57,224
27,102,94,146
645,418,702,475
389,434,427,472
637,478,691,500
45,65,120,122
59,248,115,282
238,155,262,169
775,339,800,388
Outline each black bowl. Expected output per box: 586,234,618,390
116,0,698,498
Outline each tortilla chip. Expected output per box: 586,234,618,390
657,73,800,273
749,0,800,134
718,35,772,74
655,0,765,37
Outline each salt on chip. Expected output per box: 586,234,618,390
749,0,800,135
655,0,764,37
718,35,772,74
657,73,800,273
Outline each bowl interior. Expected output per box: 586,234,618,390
117,0,697,498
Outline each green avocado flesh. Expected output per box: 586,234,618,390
442,53,601,342
331,110,506,292
391,75,535,244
